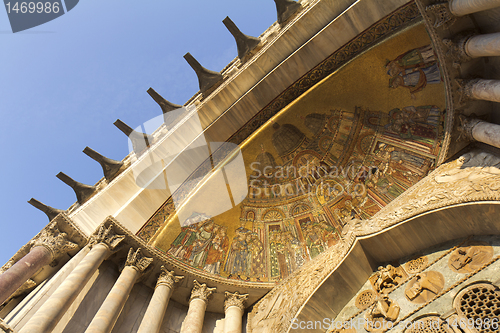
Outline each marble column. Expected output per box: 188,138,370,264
465,32,500,58
449,0,500,16
0,222,77,306
460,79,500,103
137,267,184,333
180,280,216,333
20,225,125,333
223,292,248,333
459,115,500,149
84,248,153,333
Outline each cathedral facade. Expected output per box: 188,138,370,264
2,0,500,332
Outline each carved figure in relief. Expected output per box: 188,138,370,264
449,242,494,273
364,296,400,331
405,271,444,303
386,45,442,98
371,265,403,294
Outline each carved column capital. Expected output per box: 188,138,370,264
458,114,483,141
124,248,153,273
443,34,474,65
30,221,78,261
190,280,216,303
88,225,125,252
224,291,249,312
156,266,184,289
425,2,456,28
456,78,480,103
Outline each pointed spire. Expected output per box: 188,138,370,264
274,0,302,25
83,147,124,181
56,172,96,205
147,88,182,114
113,119,153,154
28,198,64,221
223,17,261,60
183,53,223,94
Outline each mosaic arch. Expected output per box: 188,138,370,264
138,16,448,283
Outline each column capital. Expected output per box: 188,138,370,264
456,78,481,103
124,248,153,273
88,224,126,252
443,34,474,65
190,280,216,303
30,221,78,261
458,114,483,141
157,266,184,289
224,291,249,312
425,2,455,28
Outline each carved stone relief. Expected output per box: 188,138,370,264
356,289,377,310
370,264,407,294
405,256,429,274
405,271,445,303
364,296,400,332
448,242,494,273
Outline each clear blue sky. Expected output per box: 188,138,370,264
0,1,277,265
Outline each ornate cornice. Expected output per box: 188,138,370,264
248,149,500,333
224,291,249,312
30,221,78,261
88,224,125,252
124,248,153,273
190,280,216,303
156,266,184,289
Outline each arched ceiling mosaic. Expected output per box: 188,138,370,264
137,12,449,284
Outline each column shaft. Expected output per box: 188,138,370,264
0,246,52,305
450,0,500,16
466,32,500,58
137,284,174,333
472,122,500,149
84,266,139,333
20,244,110,333
224,306,244,333
469,79,500,103
181,298,207,333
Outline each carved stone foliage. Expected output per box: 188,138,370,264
369,264,407,294
125,248,153,273
448,241,494,273
224,291,249,312
30,221,78,261
190,280,216,302
157,266,184,289
405,271,445,303
88,225,125,252
364,296,400,332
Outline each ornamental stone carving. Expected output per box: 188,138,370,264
125,248,153,273
449,242,494,273
364,295,400,332
370,264,406,294
30,221,78,261
457,114,482,141
224,291,249,312
88,224,125,252
190,280,216,302
405,271,445,303
425,3,455,28
442,35,473,66
157,266,184,289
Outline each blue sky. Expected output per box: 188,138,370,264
0,1,277,265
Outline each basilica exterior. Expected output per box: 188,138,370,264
2,0,500,333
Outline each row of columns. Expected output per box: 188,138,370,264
1,223,248,333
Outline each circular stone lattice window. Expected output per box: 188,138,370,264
404,316,454,333
453,283,500,333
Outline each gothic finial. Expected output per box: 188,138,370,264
183,53,223,94
56,172,96,205
28,198,64,221
223,17,261,60
113,119,153,154
147,88,182,115
274,0,302,25
83,147,124,181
